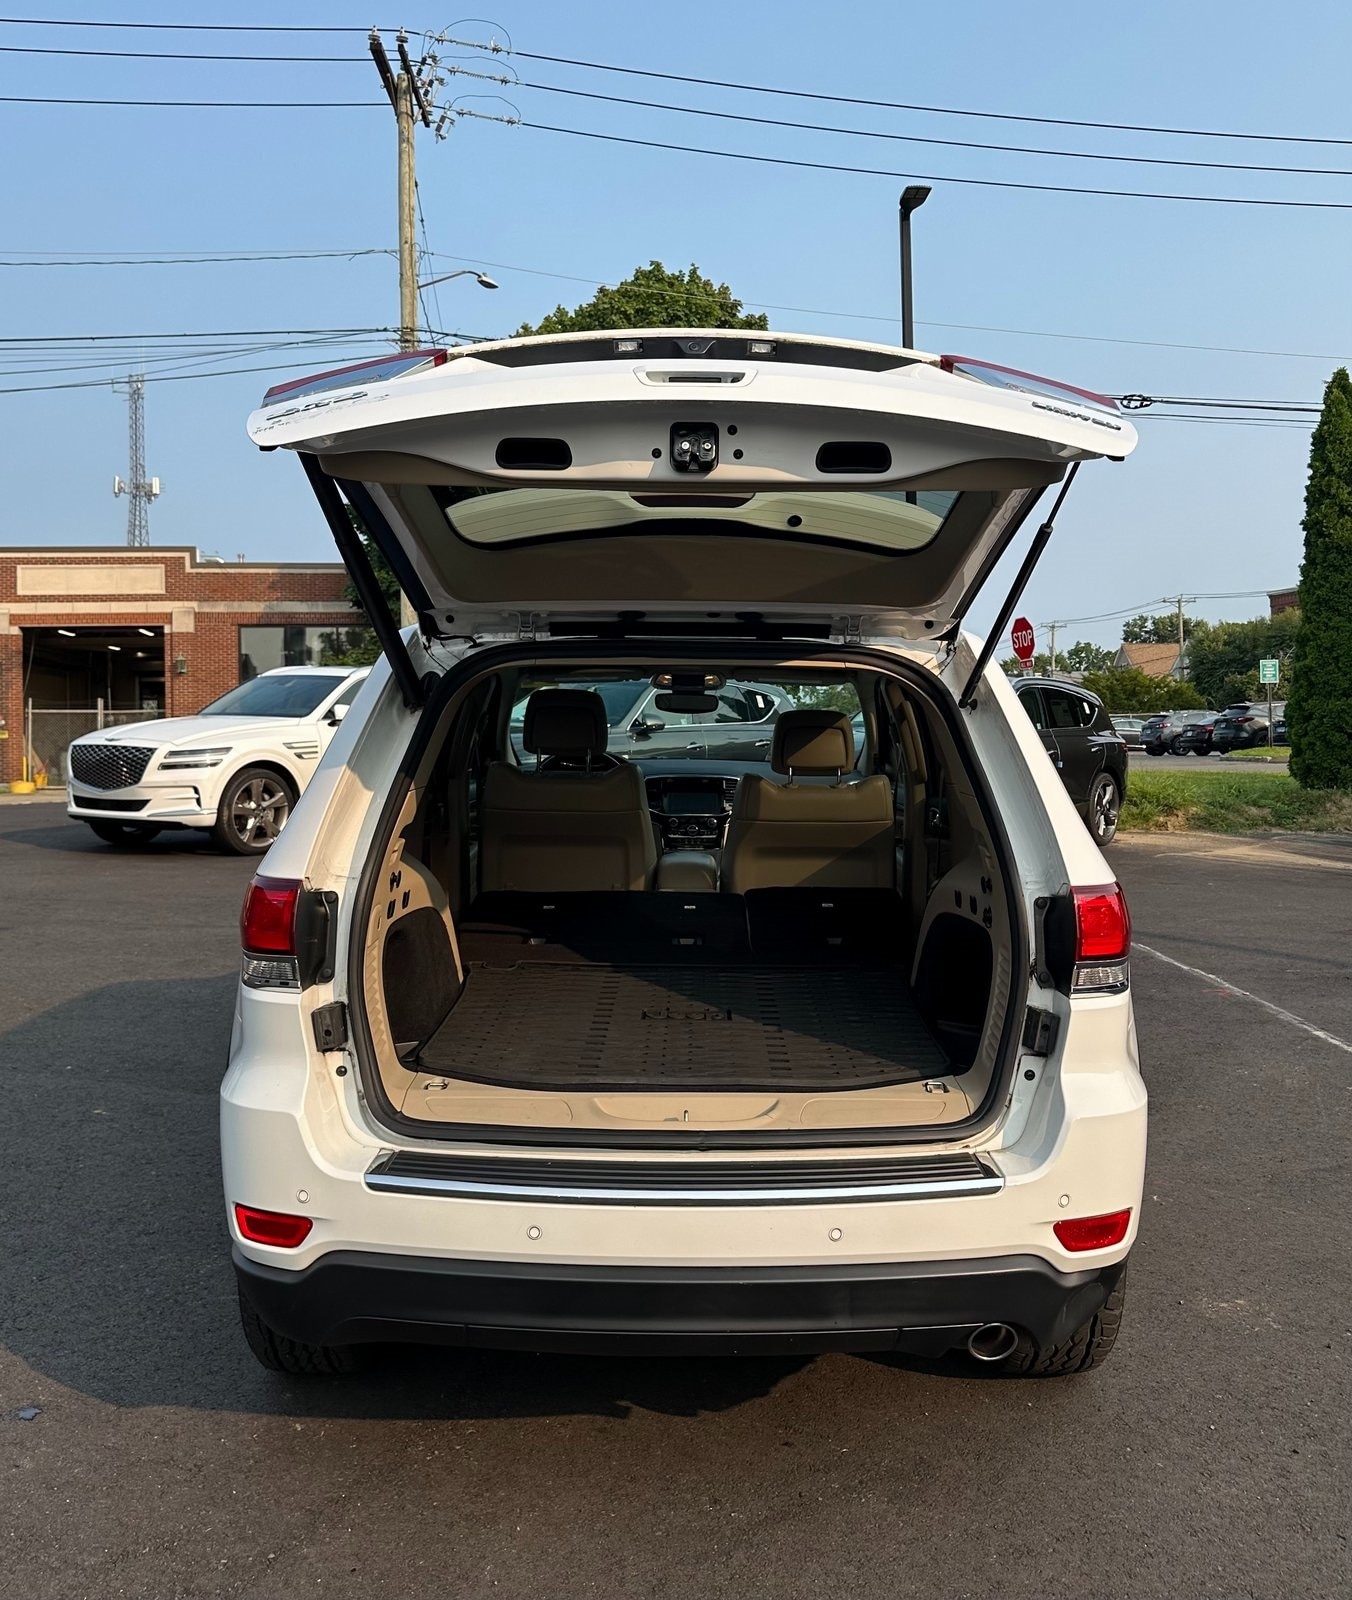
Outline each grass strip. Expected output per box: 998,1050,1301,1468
1120,770,1352,834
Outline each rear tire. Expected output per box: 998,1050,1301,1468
87,821,162,847
1170,737,1188,755
996,1272,1126,1377
237,1290,364,1377
1087,772,1121,846
1146,746,1165,757
212,766,296,856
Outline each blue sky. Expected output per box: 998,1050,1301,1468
3,0,1349,651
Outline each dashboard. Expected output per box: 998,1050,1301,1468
644,772,739,851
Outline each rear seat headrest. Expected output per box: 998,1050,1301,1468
523,688,608,759
771,709,854,776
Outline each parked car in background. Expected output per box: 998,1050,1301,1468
66,666,369,854
1213,703,1286,753
1014,677,1129,844
1174,712,1223,756
1139,710,1216,756
511,679,794,762
1110,715,1144,748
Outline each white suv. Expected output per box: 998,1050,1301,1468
222,332,1145,1378
67,666,367,854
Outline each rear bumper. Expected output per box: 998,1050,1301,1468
234,1246,1125,1357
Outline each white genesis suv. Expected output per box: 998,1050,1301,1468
221,332,1146,1378
67,666,367,854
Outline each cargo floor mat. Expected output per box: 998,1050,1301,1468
415,962,947,1092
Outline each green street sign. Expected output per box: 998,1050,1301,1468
1258,658,1280,684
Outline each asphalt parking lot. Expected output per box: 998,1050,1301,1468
2,798,1349,1600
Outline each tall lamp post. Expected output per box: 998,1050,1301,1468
898,185,931,349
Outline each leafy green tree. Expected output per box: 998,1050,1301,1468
998,640,1113,677
1184,611,1300,709
516,261,769,335
1121,612,1195,645
1079,667,1206,714
1288,367,1352,789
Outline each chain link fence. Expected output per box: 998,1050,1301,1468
24,703,164,786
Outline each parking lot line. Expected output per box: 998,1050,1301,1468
1135,941,1352,1057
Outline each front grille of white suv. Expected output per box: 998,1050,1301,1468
69,744,156,789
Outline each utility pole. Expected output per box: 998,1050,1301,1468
1047,621,1059,676
369,29,433,352
368,29,436,627
112,373,160,547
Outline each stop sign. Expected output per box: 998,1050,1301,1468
1010,617,1036,663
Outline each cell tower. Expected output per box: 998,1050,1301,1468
112,373,160,547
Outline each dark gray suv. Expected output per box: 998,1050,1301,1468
511,678,794,762
1015,678,1129,845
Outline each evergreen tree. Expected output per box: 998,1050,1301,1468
1288,368,1352,789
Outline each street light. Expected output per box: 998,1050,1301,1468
898,185,931,350
416,268,499,291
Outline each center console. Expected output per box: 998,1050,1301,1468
645,775,738,852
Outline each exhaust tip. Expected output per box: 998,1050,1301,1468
967,1322,1019,1363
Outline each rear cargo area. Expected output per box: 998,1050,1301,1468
415,889,949,1094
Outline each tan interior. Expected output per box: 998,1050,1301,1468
479,688,659,892
722,709,895,894
353,650,1016,1140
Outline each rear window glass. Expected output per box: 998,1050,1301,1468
435,486,961,555
510,675,863,764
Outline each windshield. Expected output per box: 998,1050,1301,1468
511,675,864,764
198,674,347,718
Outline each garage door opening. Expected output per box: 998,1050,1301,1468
21,626,166,784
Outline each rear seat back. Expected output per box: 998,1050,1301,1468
722,710,895,893
480,689,658,892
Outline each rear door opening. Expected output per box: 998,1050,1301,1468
347,647,1024,1146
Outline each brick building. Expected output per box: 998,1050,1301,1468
0,546,363,785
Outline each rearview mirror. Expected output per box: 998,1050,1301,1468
327,702,350,725
654,691,719,715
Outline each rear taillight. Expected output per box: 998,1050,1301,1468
1072,883,1131,992
1053,1209,1132,1252
233,1203,313,1249
241,876,301,989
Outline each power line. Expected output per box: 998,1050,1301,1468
446,66,1352,178
7,36,1345,176
417,249,1352,361
436,35,1352,149
0,43,363,61
453,110,1352,212
0,94,379,107
0,249,394,266
0,326,400,343
0,15,384,30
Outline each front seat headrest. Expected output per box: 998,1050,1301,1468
523,688,608,761
771,709,854,776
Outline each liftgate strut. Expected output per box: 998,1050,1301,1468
957,463,1081,711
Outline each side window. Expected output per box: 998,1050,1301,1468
712,690,752,724
1041,688,1085,731
744,690,777,722
1018,688,1047,730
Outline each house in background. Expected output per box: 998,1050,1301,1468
1113,641,1186,679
